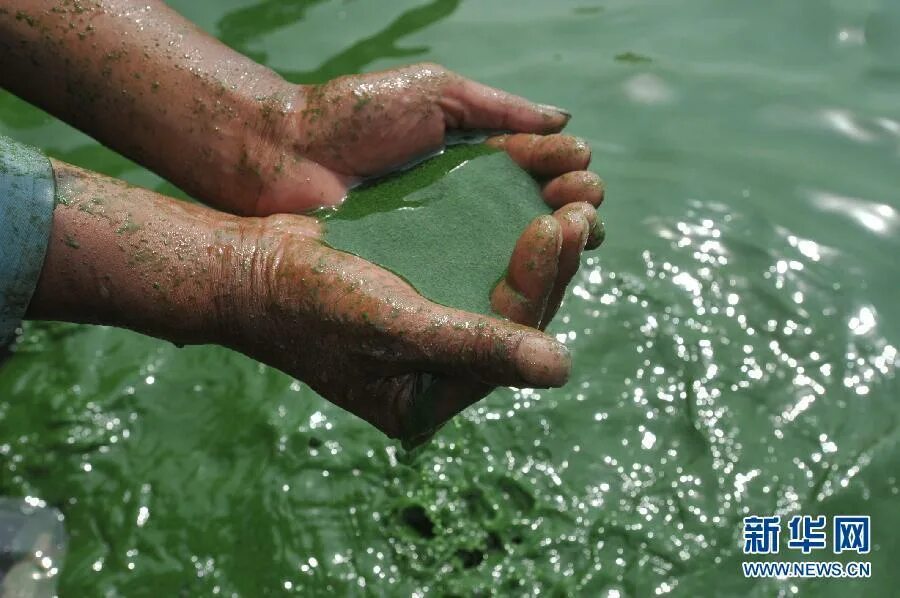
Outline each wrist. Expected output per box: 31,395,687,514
208,80,307,215
28,161,252,347
211,213,322,351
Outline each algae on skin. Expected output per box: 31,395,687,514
321,145,549,316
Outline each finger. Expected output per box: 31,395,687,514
254,213,324,240
542,171,605,209
400,325,572,446
486,134,591,177
491,215,561,326
305,239,568,389
399,217,566,448
400,302,571,390
489,284,534,327
541,203,594,329
440,76,570,134
586,215,606,251
255,159,357,216
491,215,561,327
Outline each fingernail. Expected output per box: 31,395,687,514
578,213,591,249
587,217,606,250
515,336,571,387
538,103,572,119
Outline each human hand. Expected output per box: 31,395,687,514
252,63,604,216
231,115,605,442
32,140,603,445
221,195,602,444
2,6,602,217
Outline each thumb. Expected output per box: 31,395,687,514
254,159,357,215
439,75,571,134
396,319,569,447
400,304,571,389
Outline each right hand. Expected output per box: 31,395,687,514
254,63,604,216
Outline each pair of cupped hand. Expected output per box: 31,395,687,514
228,64,605,445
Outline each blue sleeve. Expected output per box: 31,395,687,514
0,134,55,347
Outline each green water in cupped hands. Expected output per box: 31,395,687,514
1,0,899,596
323,144,547,316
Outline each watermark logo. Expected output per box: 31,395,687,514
741,514,872,579
833,516,870,555
743,515,781,555
787,515,827,554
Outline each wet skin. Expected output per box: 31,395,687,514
27,151,603,444
3,0,608,442
0,1,604,216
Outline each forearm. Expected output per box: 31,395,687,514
26,159,254,345
0,0,296,213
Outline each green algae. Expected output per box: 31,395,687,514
3,1,900,596
321,144,548,315
614,51,652,64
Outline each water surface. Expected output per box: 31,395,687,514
1,0,898,595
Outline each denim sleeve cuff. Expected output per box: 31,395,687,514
0,134,55,346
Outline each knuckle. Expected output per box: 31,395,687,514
414,61,447,74
443,318,513,374
412,62,456,89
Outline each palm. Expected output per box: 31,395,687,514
238,64,607,443
228,186,602,444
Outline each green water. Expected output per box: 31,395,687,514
323,145,547,316
2,0,899,596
